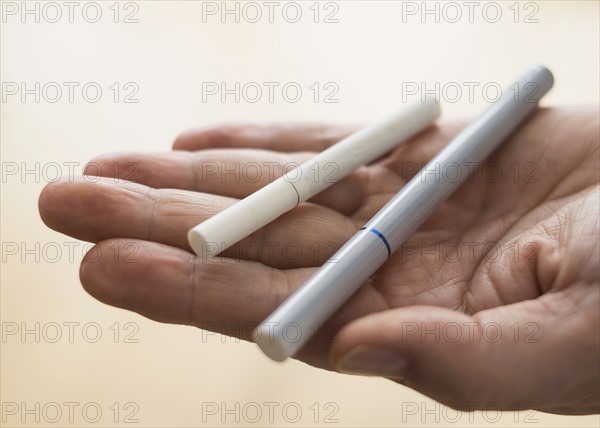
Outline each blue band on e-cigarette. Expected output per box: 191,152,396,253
359,227,391,258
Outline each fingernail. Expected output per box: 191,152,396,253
335,345,408,380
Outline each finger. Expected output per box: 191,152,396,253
172,121,465,202
83,150,370,215
38,177,357,268
173,123,359,152
329,284,600,413
80,239,389,370
79,239,301,329
172,121,452,183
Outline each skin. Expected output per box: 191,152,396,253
39,107,599,414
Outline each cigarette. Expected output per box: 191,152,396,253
188,98,441,258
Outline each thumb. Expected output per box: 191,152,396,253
329,287,599,413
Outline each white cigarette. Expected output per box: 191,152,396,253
188,98,441,259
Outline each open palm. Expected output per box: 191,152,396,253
39,107,599,414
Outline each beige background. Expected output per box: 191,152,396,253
1,1,599,427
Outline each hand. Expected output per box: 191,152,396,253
39,108,599,414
